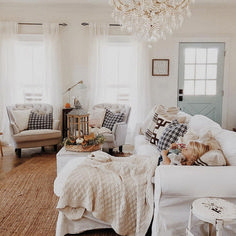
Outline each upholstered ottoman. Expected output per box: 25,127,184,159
56,147,92,175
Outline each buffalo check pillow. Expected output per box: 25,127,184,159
102,108,125,131
157,120,188,151
28,112,53,130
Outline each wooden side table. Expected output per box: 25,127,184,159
62,108,73,139
187,198,236,236
0,132,3,157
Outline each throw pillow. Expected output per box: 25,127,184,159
147,115,171,145
89,109,106,128
28,112,53,130
102,109,125,131
198,130,222,150
157,120,188,151
194,149,226,166
12,109,31,131
177,128,199,145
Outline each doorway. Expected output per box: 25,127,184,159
178,42,225,124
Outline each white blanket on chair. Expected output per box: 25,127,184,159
56,151,158,236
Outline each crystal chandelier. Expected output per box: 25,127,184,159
110,0,194,42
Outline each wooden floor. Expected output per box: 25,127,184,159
0,146,152,236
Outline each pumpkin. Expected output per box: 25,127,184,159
65,103,71,108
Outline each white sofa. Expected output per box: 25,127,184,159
134,112,236,236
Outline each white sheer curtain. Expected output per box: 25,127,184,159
87,23,109,108
43,23,63,120
87,24,151,144
0,22,18,144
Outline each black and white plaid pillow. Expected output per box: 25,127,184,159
28,112,53,130
102,108,125,131
157,120,187,151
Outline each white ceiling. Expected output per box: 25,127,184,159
0,0,235,5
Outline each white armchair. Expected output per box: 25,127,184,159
92,103,131,153
6,103,62,158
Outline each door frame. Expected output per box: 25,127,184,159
175,37,230,128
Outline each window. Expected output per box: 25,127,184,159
183,47,218,95
98,38,137,105
15,35,46,103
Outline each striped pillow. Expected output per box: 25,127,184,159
194,149,226,166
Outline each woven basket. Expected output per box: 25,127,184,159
65,144,102,152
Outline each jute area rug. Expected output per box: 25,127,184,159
0,154,58,236
0,147,134,236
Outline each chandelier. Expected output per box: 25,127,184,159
110,0,194,42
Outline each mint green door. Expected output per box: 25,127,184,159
178,42,225,125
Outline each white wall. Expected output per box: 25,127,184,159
0,3,236,130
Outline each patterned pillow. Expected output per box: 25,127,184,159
28,112,53,130
157,120,188,151
145,113,171,145
102,108,125,131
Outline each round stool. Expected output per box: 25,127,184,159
187,198,236,236
0,132,3,157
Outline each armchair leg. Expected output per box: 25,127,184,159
119,146,123,153
16,148,21,158
109,148,113,155
54,145,58,152
41,146,45,152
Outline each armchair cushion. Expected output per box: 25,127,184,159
12,109,31,131
102,108,125,131
13,129,61,142
89,109,106,128
28,112,53,130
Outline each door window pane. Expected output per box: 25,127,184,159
196,48,207,64
185,48,195,63
184,65,195,80
184,80,194,95
207,65,217,80
195,80,205,95
207,48,218,63
196,65,206,80
206,80,216,95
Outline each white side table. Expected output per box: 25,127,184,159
56,147,91,175
187,198,236,236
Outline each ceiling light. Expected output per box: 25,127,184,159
110,0,194,42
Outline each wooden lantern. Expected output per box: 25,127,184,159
67,108,89,139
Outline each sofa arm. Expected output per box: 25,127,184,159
112,122,128,146
152,165,236,236
155,165,236,197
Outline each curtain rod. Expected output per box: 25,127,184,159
18,22,68,26
81,22,121,27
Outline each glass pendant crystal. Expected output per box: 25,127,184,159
110,0,195,42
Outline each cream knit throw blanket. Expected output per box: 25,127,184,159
57,151,158,236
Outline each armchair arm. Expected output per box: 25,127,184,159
112,122,128,146
53,119,60,130
9,121,20,135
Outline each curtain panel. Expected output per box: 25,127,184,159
87,23,152,144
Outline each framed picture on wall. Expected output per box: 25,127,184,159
152,59,169,76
